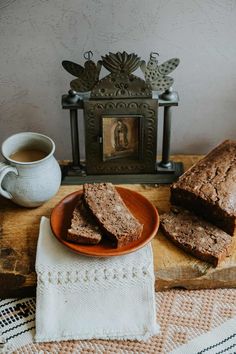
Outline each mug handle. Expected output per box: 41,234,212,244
0,162,18,199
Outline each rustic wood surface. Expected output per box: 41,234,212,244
0,155,235,298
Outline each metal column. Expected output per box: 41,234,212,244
70,109,80,168
160,106,172,168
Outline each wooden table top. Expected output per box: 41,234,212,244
1,155,236,298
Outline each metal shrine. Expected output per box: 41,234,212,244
61,51,183,184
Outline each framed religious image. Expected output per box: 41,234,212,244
102,115,142,162
84,98,158,175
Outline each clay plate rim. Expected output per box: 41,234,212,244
50,186,159,257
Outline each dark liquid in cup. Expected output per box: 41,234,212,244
9,149,47,162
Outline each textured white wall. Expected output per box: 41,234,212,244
0,0,236,160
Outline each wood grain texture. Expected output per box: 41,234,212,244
0,155,236,298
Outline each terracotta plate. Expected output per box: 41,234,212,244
50,186,159,257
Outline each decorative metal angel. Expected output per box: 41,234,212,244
140,52,180,92
62,51,102,92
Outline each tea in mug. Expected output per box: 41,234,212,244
9,149,47,162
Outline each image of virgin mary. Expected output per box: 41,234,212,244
114,120,129,151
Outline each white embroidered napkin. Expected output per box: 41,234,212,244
35,217,159,342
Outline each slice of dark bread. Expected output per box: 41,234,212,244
160,208,233,267
83,183,143,248
67,195,102,245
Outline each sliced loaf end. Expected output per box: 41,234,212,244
160,208,233,267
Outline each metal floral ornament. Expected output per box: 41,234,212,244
101,52,141,75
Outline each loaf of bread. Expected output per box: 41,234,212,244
160,208,233,266
67,195,102,245
83,183,143,248
171,140,236,235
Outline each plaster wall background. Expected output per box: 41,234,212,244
0,0,235,160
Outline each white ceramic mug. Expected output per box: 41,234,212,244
0,132,61,207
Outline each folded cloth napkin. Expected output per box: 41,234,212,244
35,217,159,342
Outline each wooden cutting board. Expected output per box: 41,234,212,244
0,155,236,298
